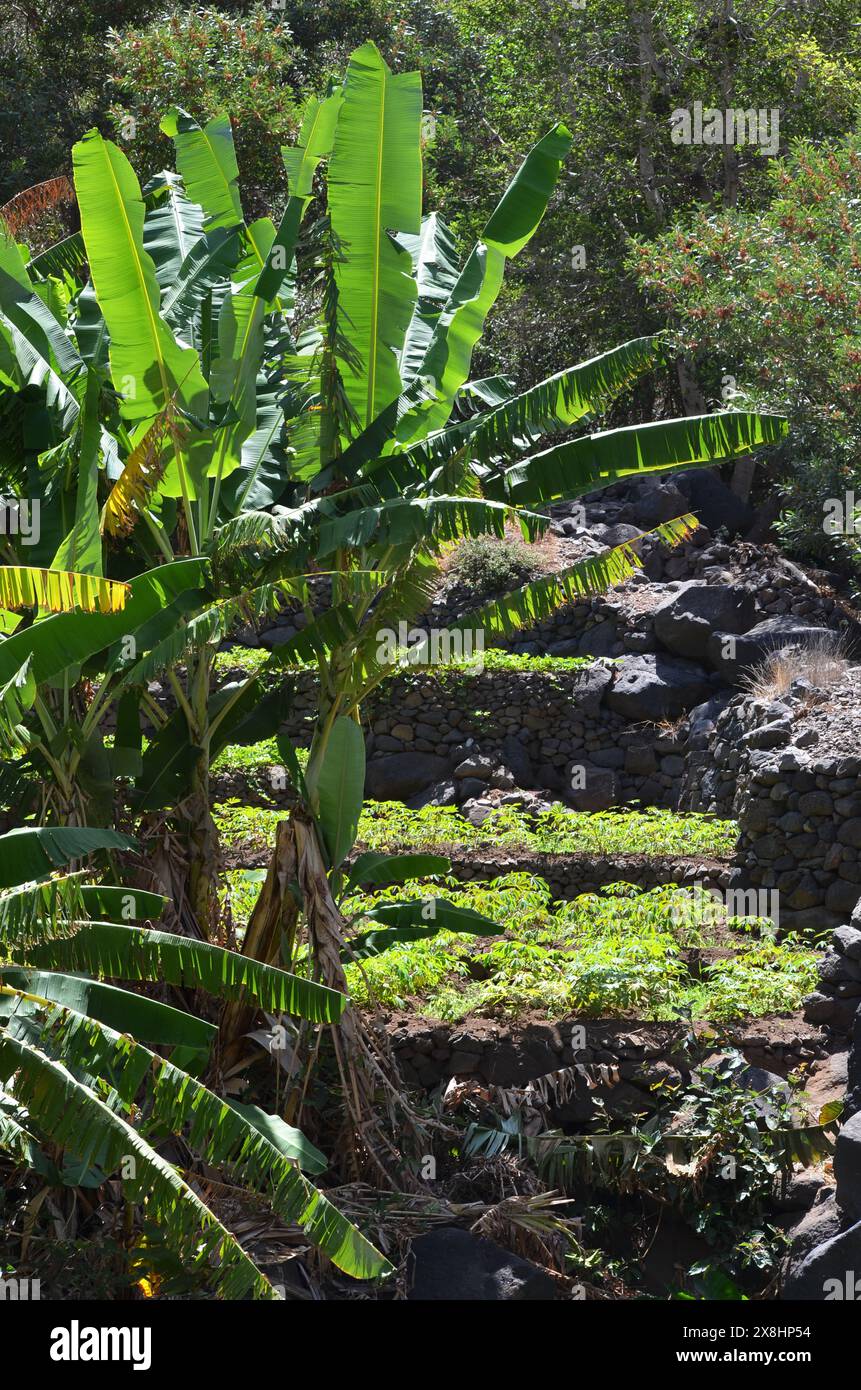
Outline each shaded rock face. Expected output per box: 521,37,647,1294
834,1111,861,1221
565,762,617,812
805,910,861,1036
606,653,714,721
364,752,449,800
408,1227,557,1301
782,1192,852,1298
707,616,834,683
783,1212,861,1300
688,685,861,942
675,467,756,535
849,997,861,1117
653,581,756,663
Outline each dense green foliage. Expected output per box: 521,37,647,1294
634,128,861,574
0,0,853,1306
215,800,740,859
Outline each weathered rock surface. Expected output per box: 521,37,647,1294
606,654,714,721
653,581,756,662
408,1227,557,1301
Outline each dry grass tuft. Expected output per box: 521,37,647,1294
742,629,854,700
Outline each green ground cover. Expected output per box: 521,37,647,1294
222,870,816,1024
215,800,739,860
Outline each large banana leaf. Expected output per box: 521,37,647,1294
0,566,127,614
28,233,87,285
0,1029,277,1299
255,92,341,302
0,557,208,686
78,885,166,921
349,899,502,959
0,827,135,890
101,405,180,538
346,851,450,888
0,230,82,379
497,411,790,504
0,656,35,755
315,494,545,558
395,213,462,383
0,968,216,1051
142,170,206,298
314,716,365,868
0,875,87,952
328,41,422,428
160,109,244,231
72,130,210,496
161,225,239,339
395,122,572,446
209,276,266,489
411,337,664,473
30,923,346,1023
0,310,81,431
50,367,103,575
10,1005,391,1279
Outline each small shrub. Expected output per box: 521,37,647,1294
446,535,542,597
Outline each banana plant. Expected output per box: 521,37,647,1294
0,40,788,1167
0,825,390,1296
0,113,305,925
200,43,787,1157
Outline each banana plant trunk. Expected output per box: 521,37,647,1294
185,649,220,938
219,808,420,1184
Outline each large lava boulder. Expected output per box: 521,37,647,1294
365,752,449,801
409,1227,557,1301
834,1111,861,1221
569,662,613,716
653,581,756,662
616,476,691,528
676,466,756,534
706,616,835,682
783,1211,861,1300
606,653,713,721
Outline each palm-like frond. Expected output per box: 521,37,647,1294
0,566,129,614
102,405,185,538
495,412,789,505
455,516,698,639
0,874,86,953
0,1029,278,1300
27,922,346,1024
0,656,35,754
410,337,663,473
18,1005,391,1280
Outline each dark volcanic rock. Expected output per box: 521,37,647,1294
706,616,834,682
653,581,756,662
409,1227,557,1301
365,752,449,801
606,654,713,721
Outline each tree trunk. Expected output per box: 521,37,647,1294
730,454,756,502
186,751,219,940
219,810,425,1184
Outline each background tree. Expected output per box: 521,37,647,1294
631,127,861,576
